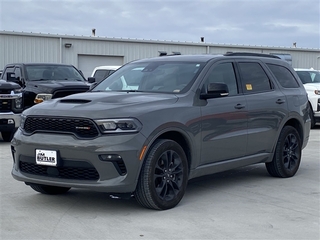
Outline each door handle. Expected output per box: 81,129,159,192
276,99,286,104
234,104,245,109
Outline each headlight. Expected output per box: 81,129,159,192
20,114,26,129
13,88,23,94
95,118,142,133
34,93,52,104
14,97,23,109
315,90,320,95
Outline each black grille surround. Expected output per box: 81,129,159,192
24,116,100,139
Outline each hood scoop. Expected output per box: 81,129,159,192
59,99,92,104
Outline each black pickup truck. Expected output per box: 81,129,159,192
0,80,23,141
0,63,93,141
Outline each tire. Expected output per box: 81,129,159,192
309,107,316,129
266,126,302,178
135,139,188,210
28,183,71,195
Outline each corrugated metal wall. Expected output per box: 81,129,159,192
1,31,319,70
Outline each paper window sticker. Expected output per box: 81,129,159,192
246,84,252,90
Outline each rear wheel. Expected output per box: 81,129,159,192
135,139,188,210
266,126,301,178
28,183,71,195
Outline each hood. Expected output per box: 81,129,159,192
27,80,90,93
0,80,21,90
25,91,178,119
303,82,320,90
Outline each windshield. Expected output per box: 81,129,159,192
296,70,320,84
91,61,204,93
25,65,86,81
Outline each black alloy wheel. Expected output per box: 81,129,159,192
135,139,188,210
266,126,301,178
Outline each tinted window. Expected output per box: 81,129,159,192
93,70,111,82
204,62,238,95
14,67,22,79
25,65,86,81
296,70,320,84
93,61,204,93
267,64,299,88
238,62,272,93
2,67,14,80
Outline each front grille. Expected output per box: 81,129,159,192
24,116,99,139
20,161,100,180
0,99,13,112
0,89,11,94
53,89,89,99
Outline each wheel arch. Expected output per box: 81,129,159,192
142,129,193,176
283,118,304,145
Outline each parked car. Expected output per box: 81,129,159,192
91,65,121,83
0,63,94,141
0,80,23,141
11,53,310,210
294,68,320,128
1,63,93,109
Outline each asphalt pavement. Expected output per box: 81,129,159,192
1,127,319,240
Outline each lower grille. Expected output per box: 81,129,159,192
20,161,99,180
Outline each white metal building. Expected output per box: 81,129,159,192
1,31,319,78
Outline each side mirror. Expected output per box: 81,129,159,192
87,77,96,83
200,82,229,99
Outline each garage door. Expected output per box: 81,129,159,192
78,55,124,78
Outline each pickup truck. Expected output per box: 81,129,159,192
0,63,94,141
0,80,23,141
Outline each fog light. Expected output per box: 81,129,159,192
8,119,14,124
99,154,122,161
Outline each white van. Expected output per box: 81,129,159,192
91,66,121,83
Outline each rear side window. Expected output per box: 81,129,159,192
238,62,272,93
267,64,299,88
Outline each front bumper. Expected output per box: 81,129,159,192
11,129,147,193
0,112,21,131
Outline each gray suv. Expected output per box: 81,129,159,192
11,53,311,210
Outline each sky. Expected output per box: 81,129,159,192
0,0,319,49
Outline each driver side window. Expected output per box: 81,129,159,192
204,62,238,96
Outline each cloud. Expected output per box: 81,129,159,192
0,0,319,48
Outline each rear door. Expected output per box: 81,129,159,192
236,60,287,156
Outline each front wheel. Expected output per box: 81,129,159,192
266,126,302,178
135,139,188,210
27,183,71,195
309,107,315,129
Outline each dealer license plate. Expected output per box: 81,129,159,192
36,149,57,166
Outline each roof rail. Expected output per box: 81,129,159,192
158,51,167,56
158,51,182,57
224,52,281,59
